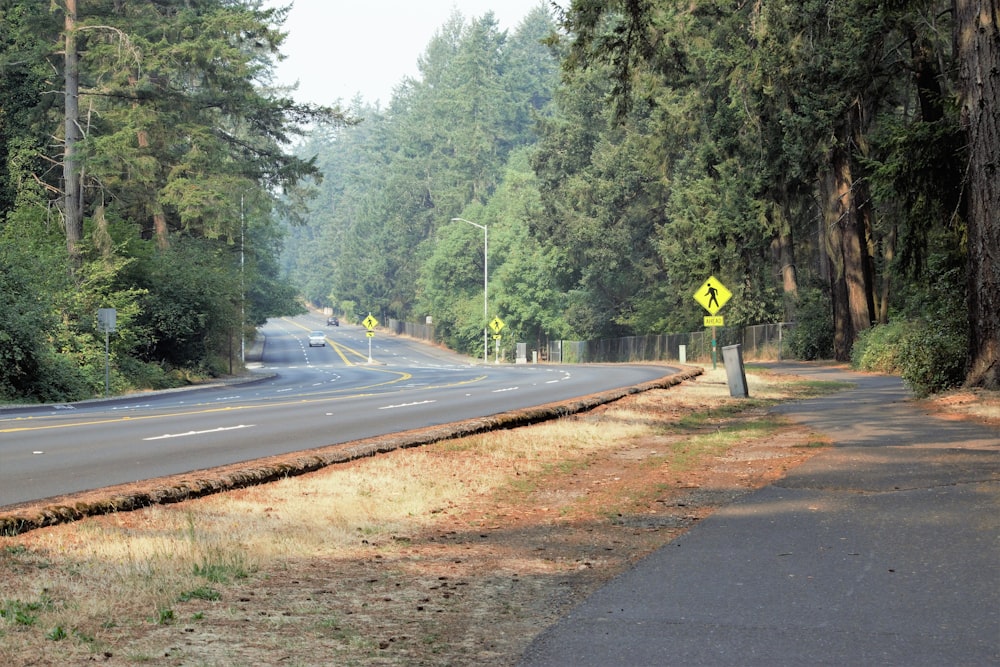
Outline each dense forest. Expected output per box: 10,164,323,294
282,1,997,394
1,1,997,404
0,0,349,401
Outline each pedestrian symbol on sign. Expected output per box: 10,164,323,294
705,283,720,310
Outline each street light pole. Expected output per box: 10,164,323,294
452,217,488,364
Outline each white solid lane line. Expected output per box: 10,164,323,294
143,424,255,441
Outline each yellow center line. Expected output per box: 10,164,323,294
0,372,487,435
283,317,374,365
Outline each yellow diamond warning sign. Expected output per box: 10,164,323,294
693,276,732,315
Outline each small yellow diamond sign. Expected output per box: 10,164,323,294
363,314,378,330
693,276,732,315
489,316,505,334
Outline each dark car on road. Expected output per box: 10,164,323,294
327,316,339,326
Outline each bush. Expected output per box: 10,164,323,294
896,320,967,397
852,318,966,397
787,289,834,360
851,320,909,373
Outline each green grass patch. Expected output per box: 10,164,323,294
154,607,174,625
0,596,53,627
178,586,220,602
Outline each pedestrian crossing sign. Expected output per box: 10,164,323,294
693,276,732,315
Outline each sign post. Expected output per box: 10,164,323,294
693,277,731,369
97,308,117,396
363,313,379,364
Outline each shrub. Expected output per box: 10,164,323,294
787,289,834,360
851,321,908,373
896,320,966,397
852,318,966,397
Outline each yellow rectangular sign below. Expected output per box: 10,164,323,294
704,316,725,327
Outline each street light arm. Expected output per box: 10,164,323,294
451,217,486,231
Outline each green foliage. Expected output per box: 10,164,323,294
155,607,174,625
0,595,52,627
852,319,967,397
192,559,249,584
1,0,986,393
896,321,967,397
786,288,834,361
282,9,561,356
852,269,968,396
851,320,910,373
178,587,221,602
0,207,91,401
0,0,348,402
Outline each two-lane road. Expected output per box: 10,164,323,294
0,315,676,508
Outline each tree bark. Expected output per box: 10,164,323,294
129,75,170,250
63,0,82,262
957,0,1000,389
769,200,799,322
822,143,875,361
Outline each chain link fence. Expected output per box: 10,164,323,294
549,324,792,363
388,319,793,364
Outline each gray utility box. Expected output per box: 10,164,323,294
721,344,749,398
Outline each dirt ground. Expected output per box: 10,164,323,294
89,378,830,665
3,371,997,666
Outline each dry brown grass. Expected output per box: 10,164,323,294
0,367,995,666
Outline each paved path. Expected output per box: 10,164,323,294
520,364,1000,666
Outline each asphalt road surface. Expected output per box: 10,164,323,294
0,314,675,508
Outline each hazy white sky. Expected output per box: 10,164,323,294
270,1,558,107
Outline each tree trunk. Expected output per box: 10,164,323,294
63,0,82,262
129,87,170,249
957,0,1000,389
769,200,798,322
137,125,170,248
878,222,896,325
821,144,874,361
